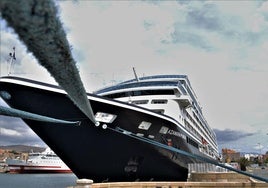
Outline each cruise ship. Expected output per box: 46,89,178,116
6,148,71,173
0,75,219,182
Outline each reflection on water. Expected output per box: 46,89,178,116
1,168,267,187
0,173,77,188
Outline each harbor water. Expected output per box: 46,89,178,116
1,168,268,188
0,173,77,188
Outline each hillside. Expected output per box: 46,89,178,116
0,145,46,153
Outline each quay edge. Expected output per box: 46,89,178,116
68,181,268,188
68,172,268,188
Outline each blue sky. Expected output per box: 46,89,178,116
0,1,268,153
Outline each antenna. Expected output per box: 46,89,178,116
7,47,16,76
132,67,139,82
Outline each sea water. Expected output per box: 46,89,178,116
0,173,77,188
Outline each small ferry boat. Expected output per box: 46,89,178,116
6,148,71,173
0,74,219,182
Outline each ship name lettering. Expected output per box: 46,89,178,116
167,130,186,140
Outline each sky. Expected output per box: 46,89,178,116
0,0,268,154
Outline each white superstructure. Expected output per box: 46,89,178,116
96,75,219,160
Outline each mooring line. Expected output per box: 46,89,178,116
108,126,268,183
0,0,96,124
0,106,80,125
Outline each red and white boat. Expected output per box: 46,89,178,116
6,148,71,173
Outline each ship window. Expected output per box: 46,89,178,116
152,109,165,114
186,137,198,148
132,100,149,105
102,89,174,98
138,121,151,130
133,90,141,96
151,99,168,104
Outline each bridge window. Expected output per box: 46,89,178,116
151,99,168,104
132,100,149,105
152,109,165,114
102,89,174,98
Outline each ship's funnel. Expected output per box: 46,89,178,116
0,0,96,123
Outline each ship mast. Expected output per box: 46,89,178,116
7,47,16,76
132,67,139,82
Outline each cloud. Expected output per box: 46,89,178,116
1,127,20,136
215,129,268,154
164,1,268,55
0,1,268,153
186,3,223,32
0,98,44,146
0,115,44,146
214,129,254,144
170,30,214,51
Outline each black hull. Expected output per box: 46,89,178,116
0,77,208,182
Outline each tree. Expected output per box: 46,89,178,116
239,157,250,171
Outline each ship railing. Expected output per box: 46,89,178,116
188,163,229,173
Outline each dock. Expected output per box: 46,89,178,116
68,172,268,188
68,163,268,188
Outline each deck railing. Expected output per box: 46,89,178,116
188,163,229,173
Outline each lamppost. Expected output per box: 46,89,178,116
257,143,263,166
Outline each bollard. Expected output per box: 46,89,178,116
75,179,94,188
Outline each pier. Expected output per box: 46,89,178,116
68,163,268,188
69,170,268,187
69,172,268,188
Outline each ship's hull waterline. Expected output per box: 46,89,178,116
0,77,210,182
7,164,72,174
